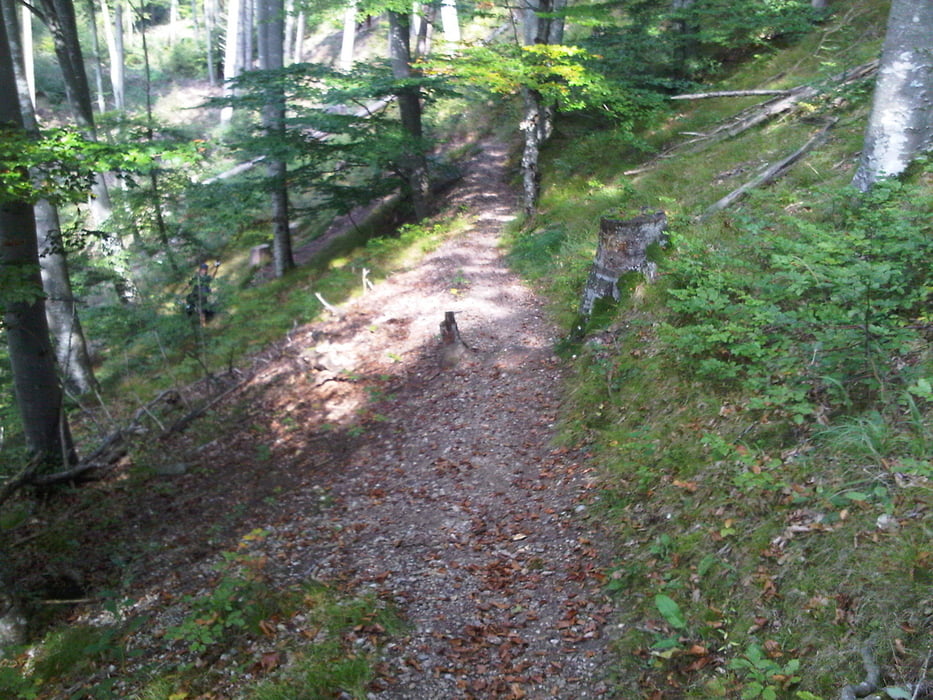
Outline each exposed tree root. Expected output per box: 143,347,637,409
840,638,881,700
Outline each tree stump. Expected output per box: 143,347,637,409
579,211,667,316
439,311,468,368
249,244,272,267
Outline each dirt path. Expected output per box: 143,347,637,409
24,139,616,698
254,139,617,697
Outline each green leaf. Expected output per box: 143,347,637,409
654,594,687,629
884,688,913,700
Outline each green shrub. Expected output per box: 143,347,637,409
662,178,933,422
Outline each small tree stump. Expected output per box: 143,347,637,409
439,311,468,368
579,211,667,316
249,244,272,267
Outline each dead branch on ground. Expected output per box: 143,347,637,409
699,117,837,221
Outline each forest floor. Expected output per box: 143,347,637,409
15,139,618,698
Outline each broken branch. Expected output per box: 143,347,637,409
699,118,837,221
671,89,794,100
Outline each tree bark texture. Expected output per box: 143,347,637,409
388,10,429,221
519,0,564,215
0,16,75,467
580,212,667,317
257,0,293,277
520,87,550,217
851,0,933,192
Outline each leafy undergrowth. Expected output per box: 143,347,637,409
508,4,933,700
1,530,402,699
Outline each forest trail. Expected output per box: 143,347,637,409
272,138,618,697
21,139,616,698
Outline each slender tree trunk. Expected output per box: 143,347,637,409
220,0,242,123
520,87,547,216
851,0,933,192
136,9,177,272
21,3,35,107
292,9,303,62
34,0,113,225
84,0,106,111
241,0,253,70
2,0,99,395
388,10,429,220
339,0,356,70
0,16,76,468
518,0,564,215
415,0,435,59
283,0,294,64
257,0,293,276
205,0,217,84
100,0,125,110
440,0,459,43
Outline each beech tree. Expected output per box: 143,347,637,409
519,0,566,215
851,0,933,192
1,0,98,395
0,16,75,468
99,0,125,110
31,0,113,226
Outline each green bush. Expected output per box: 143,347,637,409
661,178,933,422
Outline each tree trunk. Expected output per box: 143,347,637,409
283,0,294,64
0,16,76,468
388,10,430,221
21,3,35,107
257,0,293,277
100,0,125,110
33,0,113,225
519,87,550,216
579,212,667,317
519,0,564,215
84,0,106,111
241,0,253,70
851,0,933,192
440,0,459,44
292,10,304,62
339,0,356,70
2,0,99,395
205,0,217,85
220,0,242,123
415,0,435,59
